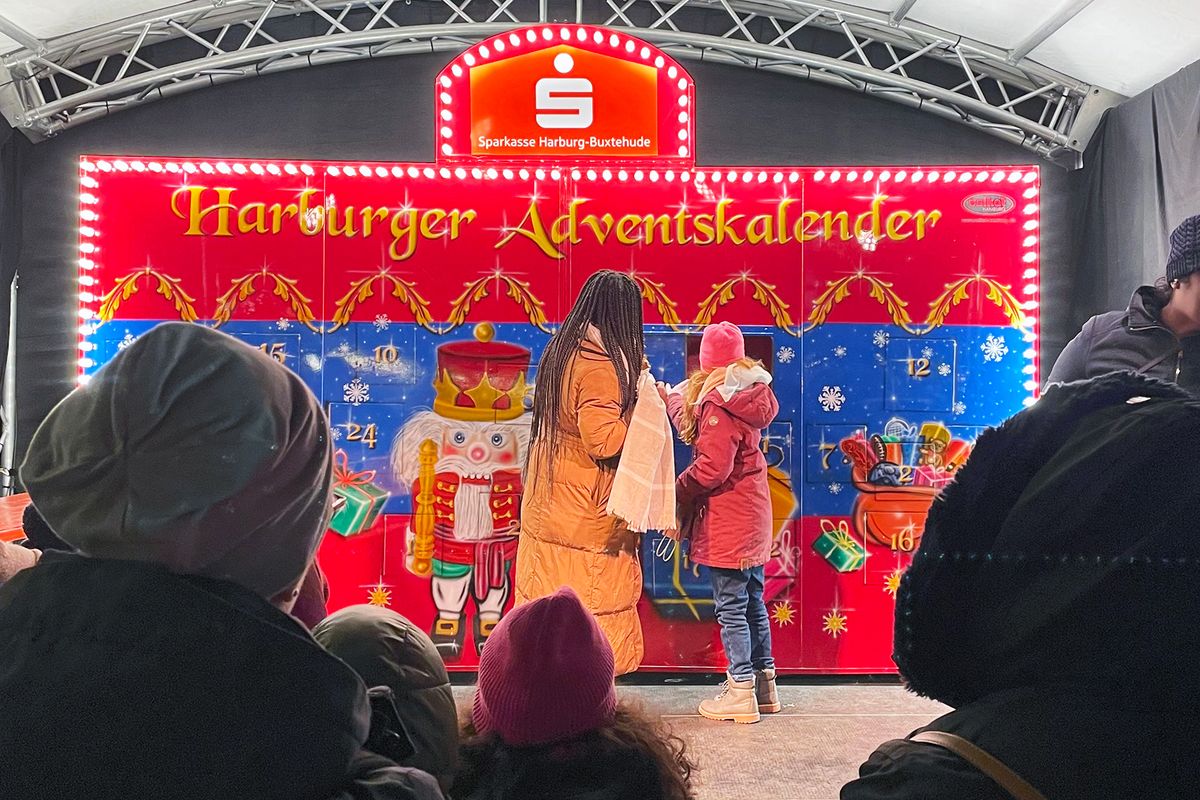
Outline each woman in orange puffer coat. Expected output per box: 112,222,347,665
515,270,647,675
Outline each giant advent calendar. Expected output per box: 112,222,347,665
76,24,1040,673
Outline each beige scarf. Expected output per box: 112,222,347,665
606,370,677,533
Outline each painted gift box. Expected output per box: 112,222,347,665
812,519,867,573
330,450,391,537
912,465,953,488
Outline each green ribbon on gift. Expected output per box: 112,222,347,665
813,519,867,573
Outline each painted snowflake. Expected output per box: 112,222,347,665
276,318,293,331
818,385,846,412
921,346,934,359
829,482,844,495
303,353,323,372
373,314,391,332
343,377,371,405
857,231,878,252
953,401,967,416
329,426,342,441
777,345,795,364
117,333,137,351
833,345,848,358
872,330,890,348
937,363,952,377
333,341,353,356
981,334,1009,362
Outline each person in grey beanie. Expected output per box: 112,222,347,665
1047,213,1200,392
0,323,442,800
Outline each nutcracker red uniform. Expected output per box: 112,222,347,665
392,324,531,660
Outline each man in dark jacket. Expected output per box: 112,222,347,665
0,323,443,800
842,371,1200,800
1047,213,1200,391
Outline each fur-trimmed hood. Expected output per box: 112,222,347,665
896,371,1200,715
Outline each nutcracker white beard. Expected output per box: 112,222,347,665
437,454,498,541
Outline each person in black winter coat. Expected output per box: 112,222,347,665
842,371,1200,800
1047,213,1200,392
0,323,443,800
314,605,461,793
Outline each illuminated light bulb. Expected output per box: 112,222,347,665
78,309,95,320
81,161,96,172
80,210,98,221
440,75,452,88
79,340,95,351
593,30,603,44
634,171,645,181
726,171,738,182
80,243,96,254
440,109,453,121
438,168,450,179
486,168,498,179
97,160,112,171
76,375,91,387
1023,349,1037,359
375,166,388,177
640,46,650,59
654,56,665,68
757,172,767,183
1023,235,1038,247
182,162,197,173
958,172,972,182
131,161,146,172
618,170,629,181
232,163,246,174
1023,397,1037,407
773,173,783,183
912,171,923,182
495,40,505,52
880,170,891,181
535,169,545,180
79,276,96,288
602,170,612,181
927,171,939,181
814,170,825,181
1023,187,1037,199
1023,252,1038,263
625,41,635,53
863,170,874,181
79,292,95,303
511,33,521,45
77,357,94,368
284,164,298,175
502,169,514,179
166,163,181,173
649,171,659,182
1024,380,1039,391
148,162,163,172
677,78,686,90
440,144,453,156
78,324,95,336
991,170,1005,181
1022,300,1040,310
830,170,841,182
678,145,689,157
80,176,98,189
976,171,988,181
451,64,462,77
551,169,561,180
1023,220,1039,231
464,54,476,67
403,166,416,178
79,257,95,269
665,171,675,182
559,28,571,40
114,160,129,171
1023,284,1038,295
250,163,265,175
79,193,98,205
1023,204,1039,215
587,170,597,180
423,168,436,178
576,29,586,42
741,172,753,183
1023,268,1038,279
526,29,536,42
679,95,688,107
571,170,581,180
455,168,467,179
79,226,96,238
680,171,690,182
328,166,341,176
301,164,314,175
610,34,620,47
471,168,482,179
678,111,689,125
520,169,530,179
847,171,858,181
440,92,452,105
479,45,490,59
1023,171,1038,182
1008,171,1023,182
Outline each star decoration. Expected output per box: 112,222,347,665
884,570,904,597
771,601,795,627
822,610,848,638
367,582,392,607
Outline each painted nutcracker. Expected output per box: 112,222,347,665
392,323,531,660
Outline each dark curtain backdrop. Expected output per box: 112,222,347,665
1066,59,1200,332
5,53,1072,464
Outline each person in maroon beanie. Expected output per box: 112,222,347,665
452,587,696,800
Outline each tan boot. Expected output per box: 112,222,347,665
756,668,781,713
698,674,760,724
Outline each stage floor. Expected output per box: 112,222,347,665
453,681,948,799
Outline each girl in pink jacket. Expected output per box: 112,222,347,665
662,322,780,724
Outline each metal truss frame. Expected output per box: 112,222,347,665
0,0,1121,165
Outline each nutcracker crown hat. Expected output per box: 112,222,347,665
896,371,1200,716
21,322,333,599
1166,213,1200,282
472,587,617,747
433,323,531,422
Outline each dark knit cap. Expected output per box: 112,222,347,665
1166,213,1200,282
472,587,616,747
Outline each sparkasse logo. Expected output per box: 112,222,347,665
536,52,593,129
962,192,1016,216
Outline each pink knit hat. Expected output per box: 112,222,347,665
472,587,616,746
699,321,745,371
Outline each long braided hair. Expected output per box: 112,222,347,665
527,270,645,482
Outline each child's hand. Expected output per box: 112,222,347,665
656,382,669,404
663,528,682,542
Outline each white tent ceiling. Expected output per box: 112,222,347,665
2,0,1197,96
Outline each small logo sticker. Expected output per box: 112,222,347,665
708,416,719,426
962,192,1016,216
